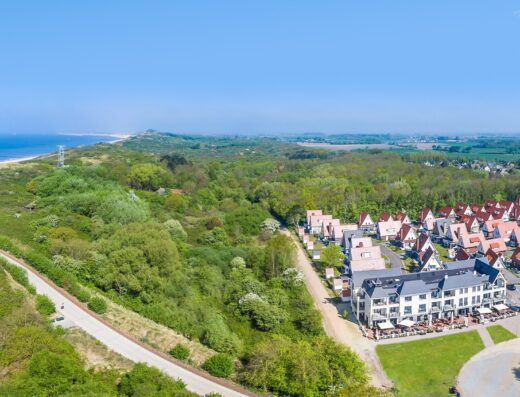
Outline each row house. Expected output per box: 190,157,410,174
415,232,434,254
512,247,520,268
308,214,332,234
330,223,358,244
463,215,480,233
342,228,365,251
482,219,503,238
493,222,520,245
347,237,386,273
350,258,507,327
321,219,341,239
484,249,506,269
457,231,485,256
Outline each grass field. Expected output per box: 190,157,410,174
486,325,517,344
377,331,484,397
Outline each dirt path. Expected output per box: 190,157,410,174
284,230,392,388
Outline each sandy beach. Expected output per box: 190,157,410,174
0,133,132,166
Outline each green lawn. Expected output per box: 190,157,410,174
433,243,450,262
377,331,484,397
486,325,517,344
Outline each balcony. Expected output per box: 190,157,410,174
431,306,441,313
482,298,492,305
389,312,399,318
443,304,455,311
372,313,388,320
373,300,387,307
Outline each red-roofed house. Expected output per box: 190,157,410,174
510,205,520,222
395,211,411,225
398,223,417,250
309,214,333,234
484,248,505,268
484,199,500,212
492,208,509,222
476,210,494,224
455,248,470,261
455,202,473,216
358,212,375,231
415,232,434,254
419,246,443,272
463,216,480,233
470,203,485,214
438,206,456,219
321,219,341,239
377,211,393,222
418,208,434,224
499,200,515,215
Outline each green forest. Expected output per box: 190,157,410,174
1,132,519,396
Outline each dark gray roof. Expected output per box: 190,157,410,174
433,218,452,236
351,267,402,287
361,258,500,298
342,229,364,248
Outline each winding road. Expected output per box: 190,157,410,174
0,251,252,397
283,231,392,388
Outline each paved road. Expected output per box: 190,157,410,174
379,244,404,271
458,338,520,397
0,251,251,397
284,231,392,388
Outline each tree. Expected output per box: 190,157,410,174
203,354,234,378
320,244,344,268
119,363,196,396
169,344,190,361
202,315,241,353
260,218,281,234
160,153,191,171
128,164,169,191
35,295,55,316
163,219,187,241
87,297,107,314
263,234,295,278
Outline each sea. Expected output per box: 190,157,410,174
0,133,119,162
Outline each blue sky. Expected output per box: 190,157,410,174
1,1,519,135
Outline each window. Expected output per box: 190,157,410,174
477,296,481,303
419,294,427,300
404,306,412,315
472,286,476,292
405,296,412,302
464,288,468,294
419,304,426,313
471,296,476,305
361,252,372,258
459,288,464,294
459,298,463,306
477,286,481,291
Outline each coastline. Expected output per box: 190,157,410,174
0,134,131,166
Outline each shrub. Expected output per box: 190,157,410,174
35,294,56,316
169,344,190,361
87,297,107,314
203,354,234,378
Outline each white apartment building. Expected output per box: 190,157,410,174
350,258,506,327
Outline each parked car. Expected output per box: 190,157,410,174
507,284,517,291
